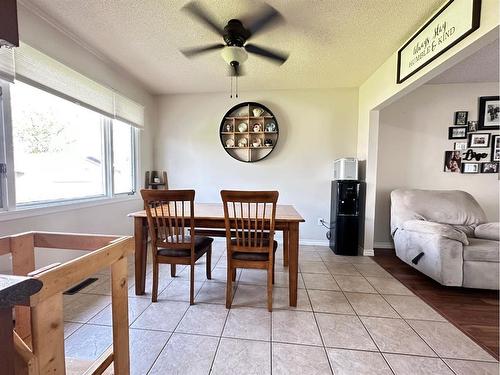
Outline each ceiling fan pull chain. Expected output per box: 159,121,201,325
230,76,233,98
236,76,239,98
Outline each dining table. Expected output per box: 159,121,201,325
128,203,305,306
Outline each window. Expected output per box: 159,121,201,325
0,80,137,209
11,82,106,204
112,120,135,194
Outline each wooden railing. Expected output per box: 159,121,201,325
0,231,134,375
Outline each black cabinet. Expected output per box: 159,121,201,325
329,180,365,255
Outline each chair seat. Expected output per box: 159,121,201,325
232,240,278,261
157,236,214,257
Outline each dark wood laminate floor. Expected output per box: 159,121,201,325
374,249,499,360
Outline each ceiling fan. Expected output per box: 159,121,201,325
180,1,289,77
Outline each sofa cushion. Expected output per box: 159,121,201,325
463,238,499,262
474,222,499,241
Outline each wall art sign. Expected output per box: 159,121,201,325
462,149,488,161
397,0,481,84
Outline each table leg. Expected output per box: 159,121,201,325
134,217,148,295
283,228,289,267
0,307,14,375
288,222,299,307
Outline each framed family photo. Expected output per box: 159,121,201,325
481,162,499,173
444,151,462,173
448,126,467,140
491,135,500,162
454,111,468,125
467,121,478,132
478,96,500,130
461,163,480,174
468,133,490,148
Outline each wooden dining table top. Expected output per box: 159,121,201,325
128,203,305,222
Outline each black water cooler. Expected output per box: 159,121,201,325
329,180,365,255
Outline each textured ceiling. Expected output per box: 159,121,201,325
22,0,444,94
428,39,499,84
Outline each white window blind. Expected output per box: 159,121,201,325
11,42,145,128
0,47,15,82
15,42,115,118
114,93,144,129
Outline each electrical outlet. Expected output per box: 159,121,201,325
317,218,324,226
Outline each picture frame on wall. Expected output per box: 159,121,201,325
454,111,468,125
454,142,467,151
468,133,490,148
444,151,462,173
461,163,480,174
467,120,478,132
481,162,499,173
478,96,500,130
448,126,467,140
491,135,500,162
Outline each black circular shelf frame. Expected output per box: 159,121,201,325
219,101,279,163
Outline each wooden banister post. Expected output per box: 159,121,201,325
31,292,65,374
111,255,130,375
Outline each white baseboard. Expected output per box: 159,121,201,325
374,241,395,249
299,239,329,246
362,248,374,256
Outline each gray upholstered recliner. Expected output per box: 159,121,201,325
391,189,499,290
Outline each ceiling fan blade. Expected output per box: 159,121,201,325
182,1,224,36
245,4,284,38
245,43,289,65
181,43,225,58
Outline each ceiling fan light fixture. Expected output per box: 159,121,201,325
221,46,248,66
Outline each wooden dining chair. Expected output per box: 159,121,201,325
140,189,213,304
221,190,279,312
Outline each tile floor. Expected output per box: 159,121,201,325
63,243,499,374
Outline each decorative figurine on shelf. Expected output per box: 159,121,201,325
237,138,248,147
226,138,235,148
238,122,248,132
252,107,264,117
225,123,233,132
264,139,273,147
253,123,262,132
252,138,262,148
265,122,276,132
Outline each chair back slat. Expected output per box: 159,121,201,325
140,189,195,252
221,190,278,254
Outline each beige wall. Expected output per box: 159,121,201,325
155,89,359,243
375,82,500,246
357,0,500,253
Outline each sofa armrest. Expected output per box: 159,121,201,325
474,222,499,241
402,220,469,245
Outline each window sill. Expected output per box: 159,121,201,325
0,195,141,222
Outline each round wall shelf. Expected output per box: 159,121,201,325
220,102,279,163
